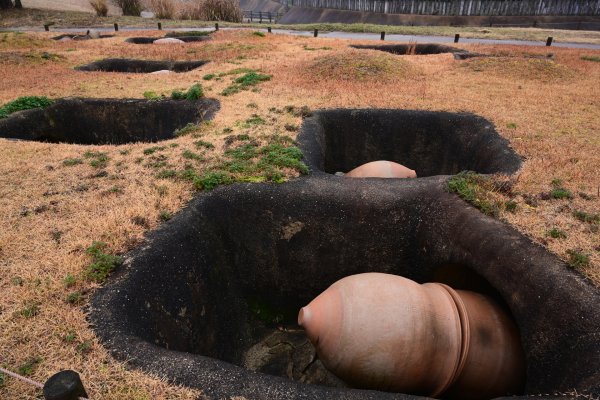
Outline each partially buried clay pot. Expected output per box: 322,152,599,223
153,38,185,45
298,273,525,399
345,161,416,178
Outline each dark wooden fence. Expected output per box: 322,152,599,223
242,10,285,22
281,0,600,15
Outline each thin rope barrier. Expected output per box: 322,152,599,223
0,366,88,399
0,366,44,389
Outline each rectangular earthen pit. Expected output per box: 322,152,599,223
298,109,522,178
75,58,209,73
90,174,600,400
0,98,219,145
350,44,479,59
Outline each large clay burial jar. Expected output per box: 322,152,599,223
345,160,417,178
298,273,525,399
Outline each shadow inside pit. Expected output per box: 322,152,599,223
0,97,219,145
75,58,209,73
351,44,480,60
126,36,211,44
298,109,522,177
52,33,114,41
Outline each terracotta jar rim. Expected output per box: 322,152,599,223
434,283,472,392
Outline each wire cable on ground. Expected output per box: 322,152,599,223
0,366,89,399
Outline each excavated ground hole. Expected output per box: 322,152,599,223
298,109,522,177
90,175,600,400
75,58,209,73
90,110,600,400
350,43,479,59
0,98,218,145
52,33,114,41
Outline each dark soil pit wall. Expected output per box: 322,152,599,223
125,36,211,44
350,44,479,60
0,98,219,145
75,58,209,73
90,176,600,400
298,109,522,178
52,34,114,41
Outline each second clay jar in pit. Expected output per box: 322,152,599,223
298,273,525,399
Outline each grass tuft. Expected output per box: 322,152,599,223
143,91,163,100
285,105,312,118
159,210,172,221
551,188,573,199
171,83,204,100
182,149,204,161
85,241,123,283
0,96,53,119
447,171,512,217
194,139,214,149
547,228,567,239
572,210,600,224
18,357,42,376
143,146,166,155
550,179,572,199
581,55,600,62
221,71,271,96
174,123,200,137
20,303,40,318
178,135,308,191
63,158,83,167
65,291,84,305
567,249,590,269
193,170,233,190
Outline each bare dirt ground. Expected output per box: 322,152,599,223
0,28,599,399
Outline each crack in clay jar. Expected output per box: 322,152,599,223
89,109,600,400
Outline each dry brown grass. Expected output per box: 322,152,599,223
0,31,599,399
462,56,578,82
302,49,418,82
144,0,176,19
177,0,203,20
144,0,243,21
199,0,242,22
111,0,142,16
89,0,108,16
